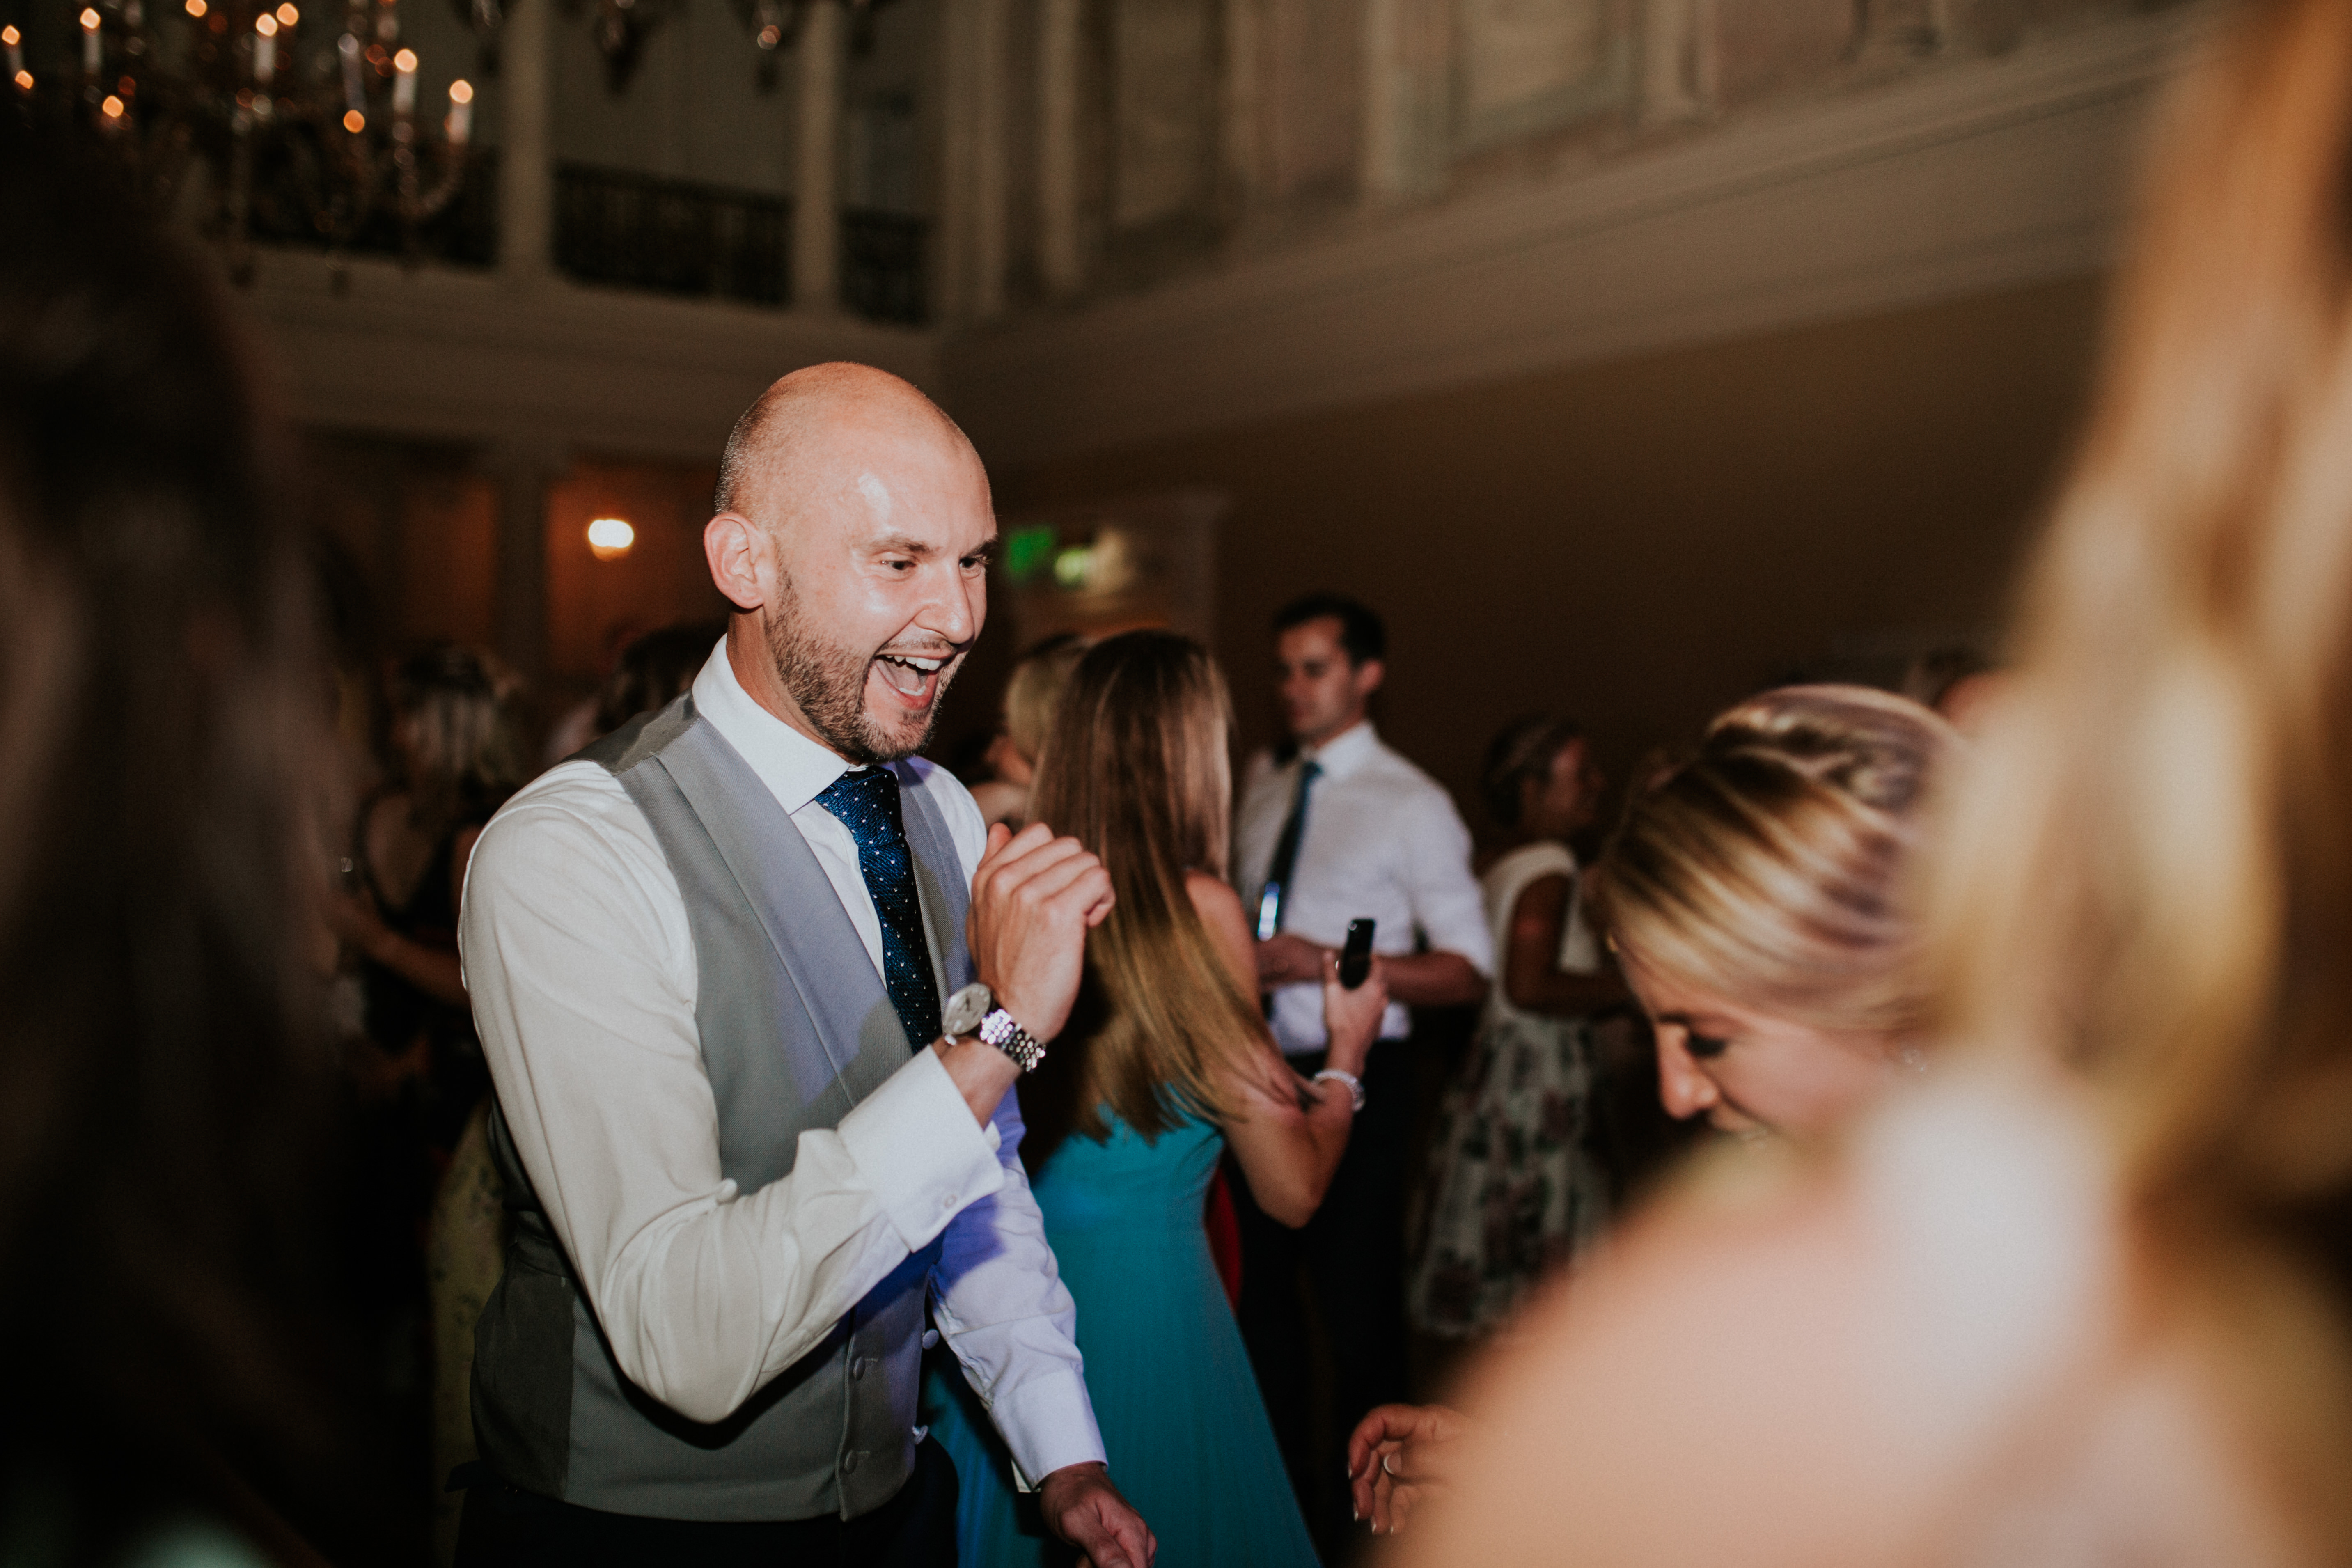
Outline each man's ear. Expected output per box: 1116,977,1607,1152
704,512,768,611
1353,658,1387,701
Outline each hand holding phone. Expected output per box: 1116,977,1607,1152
1339,918,1376,989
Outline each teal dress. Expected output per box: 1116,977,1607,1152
924,1112,1319,1568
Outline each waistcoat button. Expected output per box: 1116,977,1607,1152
842,1450,863,1475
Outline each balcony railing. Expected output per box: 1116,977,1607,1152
244,144,500,268
236,158,932,320
554,163,792,307
552,164,929,322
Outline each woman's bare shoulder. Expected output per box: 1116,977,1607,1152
1185,872,1267,1018
1185,870,1247,925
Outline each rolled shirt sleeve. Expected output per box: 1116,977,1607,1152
1401,782,1495,979
460,783,1010,1426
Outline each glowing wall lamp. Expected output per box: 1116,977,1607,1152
587,516,636,561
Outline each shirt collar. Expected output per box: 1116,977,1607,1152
1301,719,1380,782
689,636,862,816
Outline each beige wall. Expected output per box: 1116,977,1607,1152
969,273,2106,837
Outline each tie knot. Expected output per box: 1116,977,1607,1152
816,768,904,850
1300,759,1323,783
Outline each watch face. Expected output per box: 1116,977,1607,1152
941,982,993,1038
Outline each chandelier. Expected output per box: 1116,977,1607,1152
7,0,491,271
5,0,902,277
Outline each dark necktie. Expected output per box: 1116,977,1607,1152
1254,758,1322,941
816,768,944,1048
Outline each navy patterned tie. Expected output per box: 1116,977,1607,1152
816,768,943,1048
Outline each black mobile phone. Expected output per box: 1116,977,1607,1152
1338,918,1376,989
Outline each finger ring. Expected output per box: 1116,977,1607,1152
1381,1453,1396,1477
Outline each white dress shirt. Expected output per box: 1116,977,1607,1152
1232,720,1494,1055
458,640,1104,1485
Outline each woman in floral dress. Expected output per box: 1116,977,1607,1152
1409,716,1628,1339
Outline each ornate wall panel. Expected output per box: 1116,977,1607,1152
1451,0,1632,149
1261,0,1360,201
1712,0,1861,106
1110,0,1219,228
945,2,2212,464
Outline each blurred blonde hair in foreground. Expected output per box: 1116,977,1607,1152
1928,0,2352,1224
1916,0,2352,1536
1401,0,2352,1559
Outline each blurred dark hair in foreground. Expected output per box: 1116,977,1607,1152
0,119,390,1563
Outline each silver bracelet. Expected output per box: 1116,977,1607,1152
1312,1067,1365,1114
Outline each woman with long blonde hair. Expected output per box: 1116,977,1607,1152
925,629,1388,1568
1389,3,2352,1559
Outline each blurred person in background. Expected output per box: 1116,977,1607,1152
926,630,1388,1568
0,121,392,1565
1229,591,1491,1548
326,642,523,1154
1408,715,1628,1343
539,617,646,766
593,619,727,740
971,629,1253,1303
1397,3,2352,1557
321,642,524,1524
968,631,1089,829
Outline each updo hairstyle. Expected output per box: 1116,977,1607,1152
1480,713,1585,830
1590,685,1957,1037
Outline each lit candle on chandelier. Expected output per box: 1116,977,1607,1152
80,8,100,74
252,12,278,83
445,77,472,144
337,30,362,113
391,46,415,113
4,25,23,82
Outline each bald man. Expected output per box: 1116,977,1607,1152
455,365,1154,1566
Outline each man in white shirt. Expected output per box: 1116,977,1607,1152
456,363,1154,1567
1228,592,1492,1549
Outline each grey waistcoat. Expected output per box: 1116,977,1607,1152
471,695,974,1522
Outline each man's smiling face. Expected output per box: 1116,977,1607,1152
714,367,998,764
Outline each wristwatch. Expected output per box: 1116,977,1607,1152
942,981,1047,1074
1312,1067,1366,1113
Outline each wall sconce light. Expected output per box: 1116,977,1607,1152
587,516,636,560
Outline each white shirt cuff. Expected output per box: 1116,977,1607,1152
836,1046,1006,1252
991,1366,1108,1493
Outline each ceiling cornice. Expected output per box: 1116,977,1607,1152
943,2,2219,471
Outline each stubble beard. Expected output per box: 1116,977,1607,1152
764,575,957,765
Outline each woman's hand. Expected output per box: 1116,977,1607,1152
1319,951,1389,1077
1347,1402,1468,1535
320,875,473,1008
